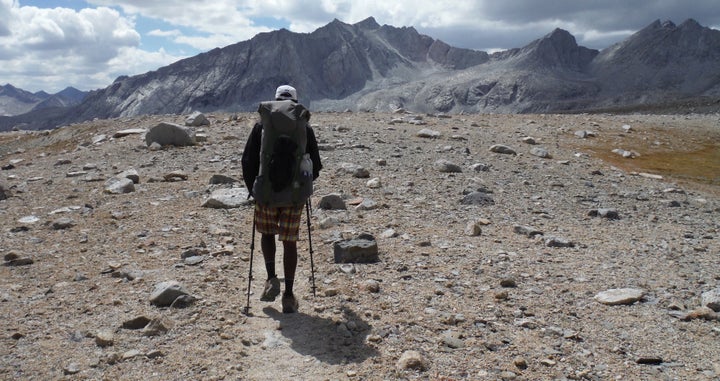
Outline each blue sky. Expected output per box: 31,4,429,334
2,0,719,93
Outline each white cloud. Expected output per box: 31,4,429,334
0,1,183,92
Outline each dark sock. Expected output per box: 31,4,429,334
265,261,276,280
284,278,294,296
261,234,277,280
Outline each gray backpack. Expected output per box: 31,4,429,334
252,100,313,207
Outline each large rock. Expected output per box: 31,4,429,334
185,111,210,126
150,281,191,307
318,193,346,210
334,235,379,263
145,122,197,147
201,188,250,209
104,177,135,194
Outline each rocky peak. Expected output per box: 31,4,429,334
355,16,380,30
514,28,598,71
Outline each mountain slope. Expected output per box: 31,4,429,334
2,18,719,131
73,17,489,122
589,19,720,104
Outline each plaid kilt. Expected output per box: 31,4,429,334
254,203,304,242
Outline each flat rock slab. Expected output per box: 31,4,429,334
594,288,645,305
202,188,250,208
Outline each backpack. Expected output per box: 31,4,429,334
252,100,313,207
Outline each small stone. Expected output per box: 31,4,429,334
442,334,465,349
95,331,114,347
513,357,528,370
396,350,427,371
366,177,382,188
545,236,575,248
164,171,188,181
362,280,381,293
122,316,151,330
490,144,517,155
494,290,509,300
63,363,81,375
52,218,75,230
530,147,551,158
701,288,720,312
500,278,517,288
143,318,171,336
122,349,142,360
434,160,462,173
673,306,719,321
146,350,165,359
339,264,356,274
513,225,543,237
589,208,620,220
594,288,645,305
465,221,482,236
636,356,663,365
417,128,440,138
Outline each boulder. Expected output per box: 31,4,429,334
104,177,135,194
318,193,346,210
145,122,196,147
185,111,210,127
150,281,191,307
334,235,379,263
201,188,250,209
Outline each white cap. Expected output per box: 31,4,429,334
275,85,297,101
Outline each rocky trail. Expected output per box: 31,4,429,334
1,111,719,380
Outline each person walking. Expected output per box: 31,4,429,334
241,85,322,313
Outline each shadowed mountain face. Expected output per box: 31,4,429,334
2,17,719,131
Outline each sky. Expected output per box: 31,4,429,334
1,0,719,94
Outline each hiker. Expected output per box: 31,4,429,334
241,85,322,313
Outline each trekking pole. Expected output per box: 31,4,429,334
306,200,317,297
243,213,256,315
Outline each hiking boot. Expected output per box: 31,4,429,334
260,277,281,301
281,293,299,313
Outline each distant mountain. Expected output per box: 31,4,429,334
0,84,47,116
0,85,87,117
1,17,719,131
31,87,89,112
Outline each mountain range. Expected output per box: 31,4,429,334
1,17,719,131
0,84,87,117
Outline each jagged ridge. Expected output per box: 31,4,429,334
1,17,719,130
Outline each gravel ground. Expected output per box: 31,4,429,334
1,111,719,380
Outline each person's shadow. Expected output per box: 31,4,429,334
263,304,379,364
